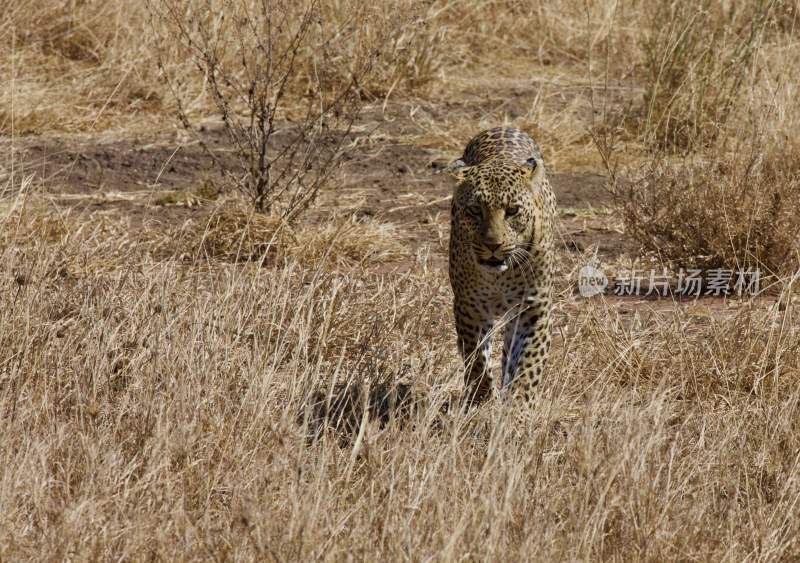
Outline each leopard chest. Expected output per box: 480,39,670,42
454,267,542,318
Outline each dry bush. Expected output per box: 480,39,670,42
599,0,800,276
612,141,800,275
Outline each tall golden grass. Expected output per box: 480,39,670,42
1,200,799,559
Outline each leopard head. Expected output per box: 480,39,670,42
449,157,546,273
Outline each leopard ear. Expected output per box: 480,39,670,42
446,159,470,182
519,157,545,185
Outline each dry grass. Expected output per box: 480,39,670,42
1,195,407,272
0,0,642,135
3,0,800,560
638,0,775,150
597,0,800,276
2,209,799,559
168,199,407,267
0,0,448,135
1,1,161,134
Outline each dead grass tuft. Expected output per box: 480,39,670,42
0,201,154,279
1,1,162,134
165,199,406,268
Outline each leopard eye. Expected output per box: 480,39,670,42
467,204,482,218
505,205,520,218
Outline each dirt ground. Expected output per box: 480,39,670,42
7,98,766,325
9,104,626,252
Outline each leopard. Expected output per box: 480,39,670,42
446,127,556,408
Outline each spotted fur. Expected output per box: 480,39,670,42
447,127,556,407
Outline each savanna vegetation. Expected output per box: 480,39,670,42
1,0,799,560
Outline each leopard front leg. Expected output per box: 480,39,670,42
454,302,495,407
501,304,551,404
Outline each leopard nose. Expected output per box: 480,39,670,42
485,243,502,252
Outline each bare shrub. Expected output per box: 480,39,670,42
149,0,381,217
0,0,446,134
